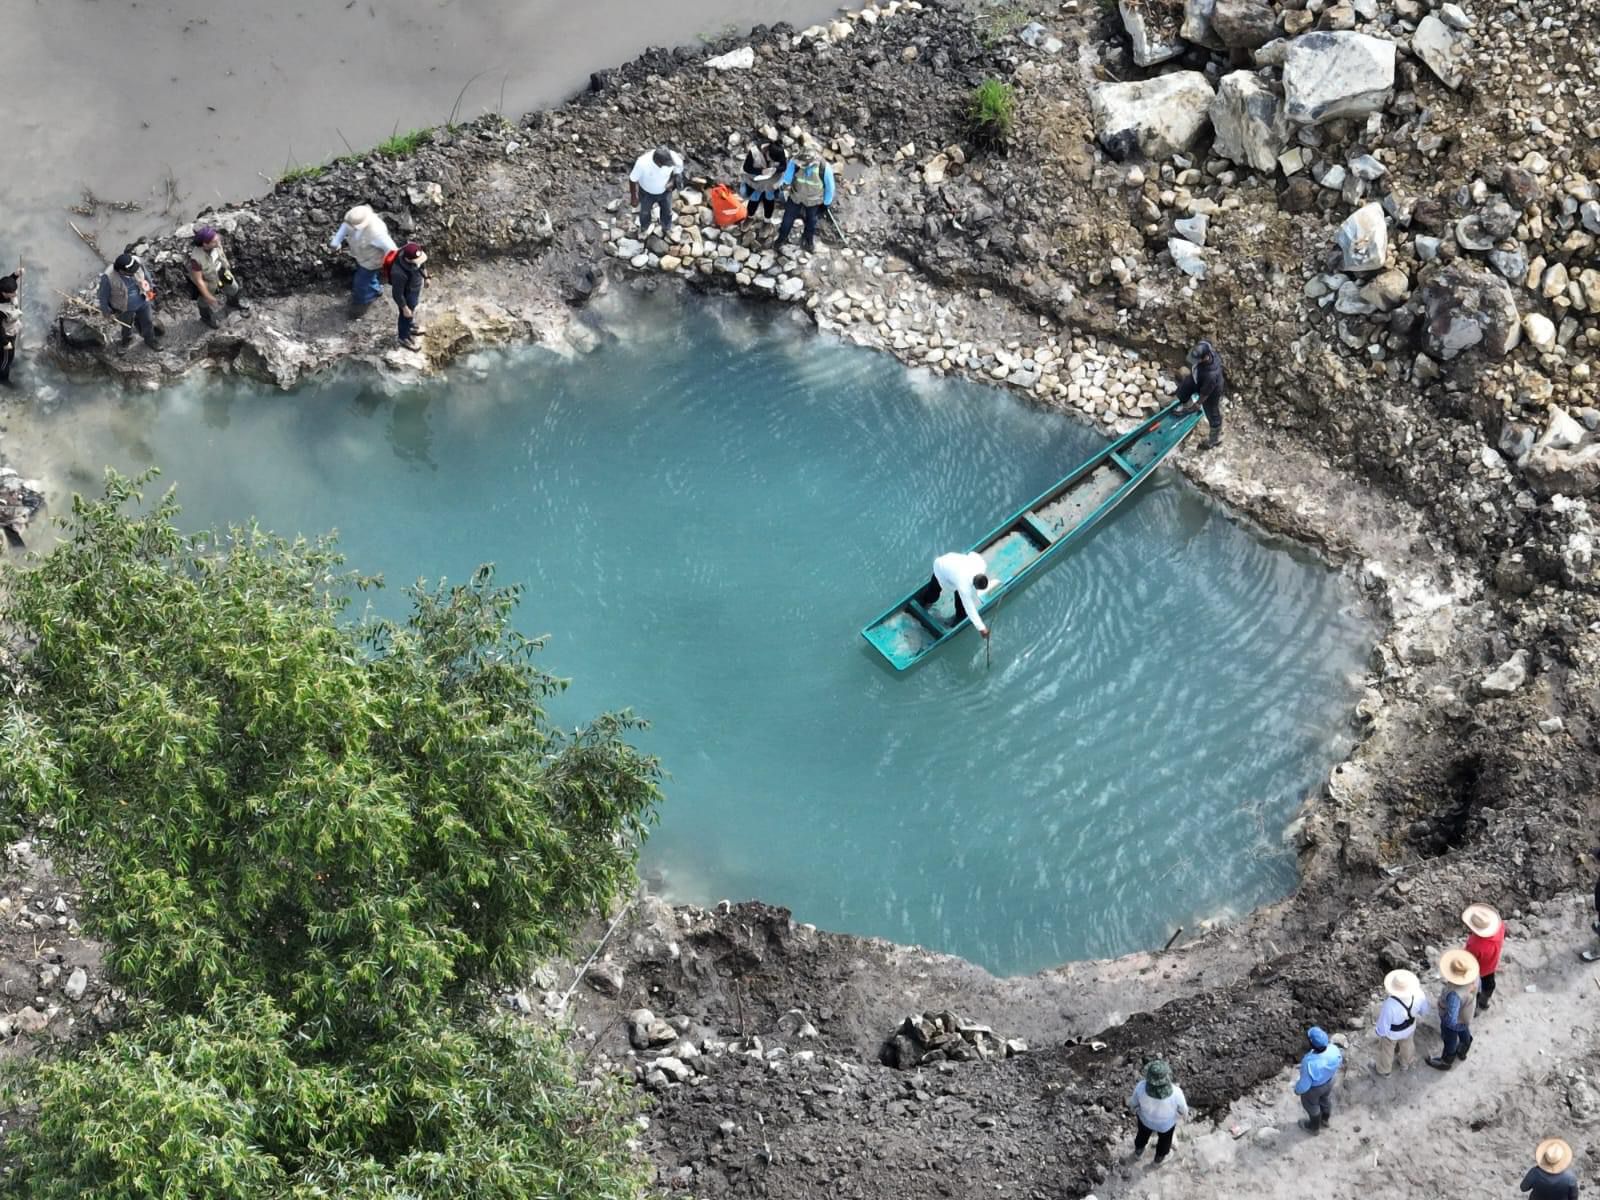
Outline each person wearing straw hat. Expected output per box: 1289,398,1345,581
1426,948,1480,1071
1462,903,1506,1011
1126,1059,1189,1166
1520,1138,1578,1199
1292,1025,1343,1133
329,204,399,316
1374,968,1429,1075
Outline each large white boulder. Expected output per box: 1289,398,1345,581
1411,15,1468,90
1283,32,1396,125
1210,72,1288,173
1118,0,1184,65
1090,72,1217,159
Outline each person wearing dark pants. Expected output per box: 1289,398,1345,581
1127,1060,1187,1166
390,242,428,350
1172,339,1226,449
1293,1026,1343,1133
1427,948,1479,1070
776,144,836,254
184,226,250,329
1463,904,1505,1011
916,551,991,638
629,147,684,237
740,136,788,221
0,267,22,387
96,253,162,349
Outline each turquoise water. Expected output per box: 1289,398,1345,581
23,297,1371,974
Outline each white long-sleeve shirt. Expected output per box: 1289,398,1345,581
1374,992,1430,1040
329,218,398,270
932,551,990,635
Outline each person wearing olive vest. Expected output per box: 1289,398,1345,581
184,226,251,329
775,143,836,254
1426,948,1479,1070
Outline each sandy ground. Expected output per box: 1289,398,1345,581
1097,894,1600,1200
2,0,839,298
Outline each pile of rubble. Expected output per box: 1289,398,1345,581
879,1010,1028,1069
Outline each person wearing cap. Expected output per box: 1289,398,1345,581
740,135,789,222
96,253,162,349
1171,340,1226,450
0,266,22,387
1126,1059,1188,1165
914,551,992,640
184,226,250,329
389,242,428,351
628,146,685,237
1462,903,1506,1011
1292,1026,1343,1133
1374,968,1429,1075
1521,1138,1579,1200
775,142,836,254
1426,947,1480,1071
329,205,399,315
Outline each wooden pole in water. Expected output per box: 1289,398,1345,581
985,627,992,671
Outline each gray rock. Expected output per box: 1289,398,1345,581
628,1008,679,1050
1168,237,1209,278
62,968,87,1002
1336,202,1389,272
1348,153,1387,181
1210,0,1279,49
1210,72,1289,173
1454,215,1497,252
1523,444,1600,497
1488,249,1528,282
1539,404,1587,451
1420,264,1522,360
1499,421,1536,464
614,237,644,258
1439,2,1473,29
1253,37,1291,66
586,960,624,996
1415,235,1441,261
1580,200,1600,236
1522,313,1557,351
12,1006,48,1035
1090,72,1217,159
1359,267,1410,310
1118,0,1185,65
1283,32,1396,125
1413,14,1469,89
1175,213,1210,246
1479,650,1529,697
1180,0,1226,49
1335,280,1377,315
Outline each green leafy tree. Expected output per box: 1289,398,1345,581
0,473,659,1198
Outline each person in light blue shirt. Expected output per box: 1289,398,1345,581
775,145,836,254
1293,1025,1343,1133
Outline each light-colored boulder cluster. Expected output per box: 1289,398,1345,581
880,1010,1028,1069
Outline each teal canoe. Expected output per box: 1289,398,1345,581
861,401,1203,670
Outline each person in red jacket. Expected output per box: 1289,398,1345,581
1463,903,1505,1012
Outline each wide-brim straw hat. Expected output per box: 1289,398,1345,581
344,204,376,227
1439,948,1480,986
1536,1138,1573,1174
1462,904,1502,937
1384,969,1421,1001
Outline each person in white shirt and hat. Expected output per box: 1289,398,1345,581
914,551,992,639
1373,968,1429,1076
329,205,399,316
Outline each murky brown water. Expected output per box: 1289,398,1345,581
4,0,840,315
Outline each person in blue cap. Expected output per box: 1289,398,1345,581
1293,1025,1343,1133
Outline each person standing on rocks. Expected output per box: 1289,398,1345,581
184,226,250,329
1126,1059,1188,1166
740,135,788,222
0,266,23,387
1374,968,1428,1075
1521,1138,1579,1200
96,253,162,349
914,551,991,640
628,146,685,238
1293,1025,1343,1133
329,205,399,317
775,142,835,254
390,242,428,351
1426,948,1480,1071
1171,339,1226,450
1462,903,1506,1011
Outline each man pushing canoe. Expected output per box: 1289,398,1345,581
915,551,992,639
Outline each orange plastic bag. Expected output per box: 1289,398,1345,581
709,183,748,228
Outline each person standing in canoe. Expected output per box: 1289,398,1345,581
915,551,991,639
1171,339,1225,450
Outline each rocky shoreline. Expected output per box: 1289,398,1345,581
15,0,1600,1195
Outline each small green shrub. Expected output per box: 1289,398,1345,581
278,163,325,184
968,78,1018,150
373,128,433,158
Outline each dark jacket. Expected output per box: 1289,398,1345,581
1191,348,1225,406
390,257,426,309
1520,1166,1579,1200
